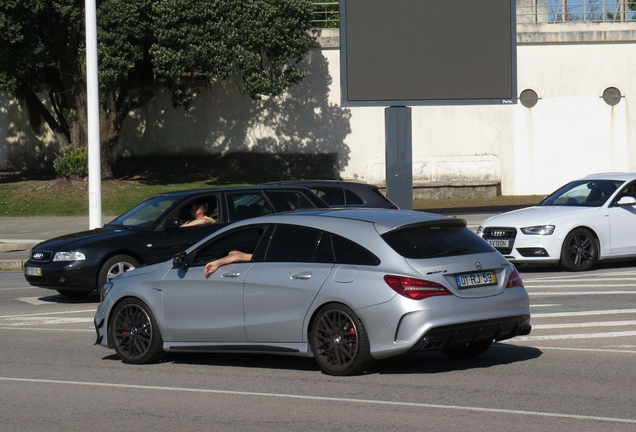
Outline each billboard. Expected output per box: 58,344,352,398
340,0,517,107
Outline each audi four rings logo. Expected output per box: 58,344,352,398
491,230,507,237
475,262,482,270
33,252,44,259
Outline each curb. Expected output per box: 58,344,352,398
0,242,33,272
0,259,26,272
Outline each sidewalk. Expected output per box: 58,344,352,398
0,217,115,271
0,212,495,272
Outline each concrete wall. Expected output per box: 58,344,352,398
2,22,636,197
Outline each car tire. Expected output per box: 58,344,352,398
97,255,139,292
111,298,164,364
560,228,597,271
441,339,493,359
56,290,90,299
310,304,374,376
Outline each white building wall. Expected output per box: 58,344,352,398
2,23,636,197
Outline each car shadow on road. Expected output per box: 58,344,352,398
35,293,100,304
102,352,322,373
101,344,541,376
373,343,542,375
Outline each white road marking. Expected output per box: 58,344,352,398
531,304,562,307
524,283,636,292
532,309,636,318
526,279,636,285
0,310,95,319
529,291,636,296
532,320,636,329
2,317,93,325
527,272,636,282
0,377,635,425
18,297,56,305
514,330,636,341
499,344,636,354
0,287,34,291
0,327,93,332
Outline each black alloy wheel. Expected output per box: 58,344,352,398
310,304,374,376
560,228,597,271
111,298,164,364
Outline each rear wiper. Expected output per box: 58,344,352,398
430,248,469,258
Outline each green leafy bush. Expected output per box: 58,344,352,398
53,148,89,179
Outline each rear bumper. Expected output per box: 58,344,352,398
408,315,531,351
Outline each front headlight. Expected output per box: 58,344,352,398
520,225,555,235
53,251,86,261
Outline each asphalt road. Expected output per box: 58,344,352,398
1,262,635,431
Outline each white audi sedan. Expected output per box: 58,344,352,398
478,172,636,271
95,209,530,376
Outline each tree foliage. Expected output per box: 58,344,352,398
0,0,314,177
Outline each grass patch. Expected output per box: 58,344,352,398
0,178,253,217
0,170,544,217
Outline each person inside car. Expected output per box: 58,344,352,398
182,202,216,227
204,251,252,276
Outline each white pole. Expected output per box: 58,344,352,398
85,0,102,229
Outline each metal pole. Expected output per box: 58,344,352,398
385,106,413,211
85,0,102,229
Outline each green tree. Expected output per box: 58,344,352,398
0,0,314,178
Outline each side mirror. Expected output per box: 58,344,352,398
164,218,182,228
172,252,188,269
617,196,636,206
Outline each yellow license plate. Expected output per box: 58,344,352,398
456,271,497,288
25,267,42,276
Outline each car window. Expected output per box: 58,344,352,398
265,191,316,211
226,193,274,221
381,222,494,259
264,225,322,262
311,187,345,206
191,226,266,266
331,234,379,265
164,196,220,227
109,196,180,229
540,180,622,207
344,189,365,205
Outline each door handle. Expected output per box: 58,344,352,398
221,271,241,278
291,272,312,280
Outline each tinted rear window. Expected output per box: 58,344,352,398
265,225,322,262
381,223,495,259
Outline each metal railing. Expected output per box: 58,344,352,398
311,1,636,28
518,0,636,23
311,1,339,28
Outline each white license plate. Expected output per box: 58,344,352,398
488,239,510,248
25,267,42,276
456,271,497,288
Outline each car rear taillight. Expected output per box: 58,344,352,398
384,275,452,300
505,269,523,289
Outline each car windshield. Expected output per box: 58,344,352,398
381,221,494,259
539,179,624,207
108,196,180,229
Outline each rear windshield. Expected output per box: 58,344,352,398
381,222,495,259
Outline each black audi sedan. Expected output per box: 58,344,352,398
24,185,328,298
